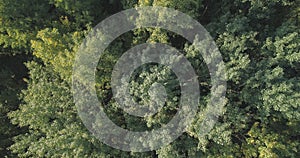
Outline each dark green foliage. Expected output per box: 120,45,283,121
0,55,27,157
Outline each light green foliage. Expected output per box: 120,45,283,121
0,0,50,54
31,28,83,82
8,62,153,157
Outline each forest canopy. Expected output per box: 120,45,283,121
0,0,299,157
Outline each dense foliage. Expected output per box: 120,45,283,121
0,0,299,157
